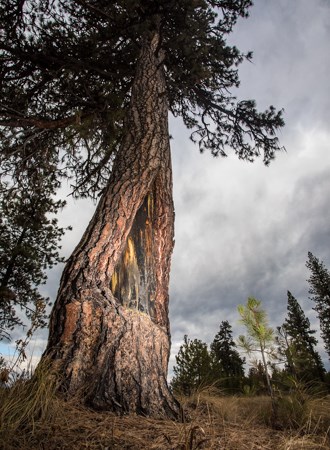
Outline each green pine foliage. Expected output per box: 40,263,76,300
306,252,330,360
0,165,69,341
237,297,276,399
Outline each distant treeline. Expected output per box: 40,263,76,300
171,252,330,396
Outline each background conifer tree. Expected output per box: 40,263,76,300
171,335,213,396
210,320,245,391
280,291,325,382
306,252,330,360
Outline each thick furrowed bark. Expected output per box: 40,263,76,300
43,34,180,418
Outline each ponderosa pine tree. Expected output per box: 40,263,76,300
0,1,284,417
281,291,325,381
306,252,330,361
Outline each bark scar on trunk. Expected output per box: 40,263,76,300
110,190,157,320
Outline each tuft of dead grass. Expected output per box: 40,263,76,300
1,377,330,449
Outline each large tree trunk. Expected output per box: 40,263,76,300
43,33,180,419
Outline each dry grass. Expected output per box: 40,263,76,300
1,377,330,449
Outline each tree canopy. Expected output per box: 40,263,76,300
0,0,284,198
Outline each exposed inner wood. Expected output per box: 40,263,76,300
110,191,156,319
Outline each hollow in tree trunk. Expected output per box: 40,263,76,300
43,33,180,419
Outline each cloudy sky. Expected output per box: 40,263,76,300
169,0,330,371
2,0,330,374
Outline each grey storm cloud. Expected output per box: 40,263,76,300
167,0,330,372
